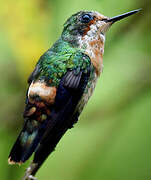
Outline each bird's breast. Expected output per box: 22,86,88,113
87,38,104,76
77,72,98,113
78,27,105,76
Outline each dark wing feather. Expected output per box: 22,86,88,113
28,64,41,83
63,70,82,89
31,68,90,175
8,68,90,166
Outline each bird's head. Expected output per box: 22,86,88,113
61,9,141,49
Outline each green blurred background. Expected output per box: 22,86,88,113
0,0,151,180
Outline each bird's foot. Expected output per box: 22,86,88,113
28,175,37,180
22,173,37,180
22,162,38,180
22,170,37,180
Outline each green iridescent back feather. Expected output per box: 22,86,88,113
35,38,92,86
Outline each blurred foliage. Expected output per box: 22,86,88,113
0,0,151,180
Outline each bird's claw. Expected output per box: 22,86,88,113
22,174,37,180
28,175,37,180
21,163,38,180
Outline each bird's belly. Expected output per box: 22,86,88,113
77,72,98,113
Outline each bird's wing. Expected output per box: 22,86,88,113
27,63,41,84
8,48,92,166
31,66,91,175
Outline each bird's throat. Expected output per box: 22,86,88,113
78,28,105,76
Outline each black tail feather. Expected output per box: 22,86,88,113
8,119,46,164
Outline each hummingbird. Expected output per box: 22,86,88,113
8,9,140,180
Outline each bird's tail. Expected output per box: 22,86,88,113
8,117,47,165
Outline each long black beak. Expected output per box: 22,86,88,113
106,9,141,23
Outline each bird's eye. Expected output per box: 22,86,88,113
81,14,93,23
